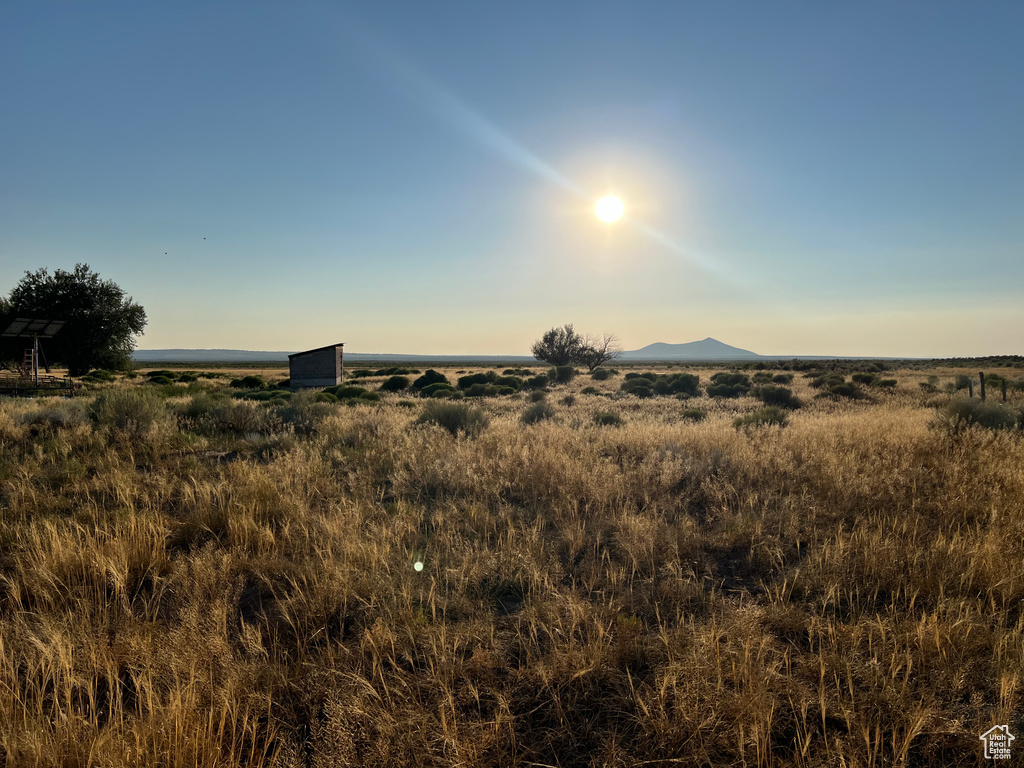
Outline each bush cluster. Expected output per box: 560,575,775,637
593,411,623,427
590,368,619,381
416,401,488,437
521,401,555,424
706,372,751,398
351,367,421,378
412,370,449,392
620,372,701,398
734,406,789,429
932,398,1023,433
752,384,801,409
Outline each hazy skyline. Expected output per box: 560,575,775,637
2,2,1022,357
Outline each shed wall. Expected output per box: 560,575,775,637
290,347,343,388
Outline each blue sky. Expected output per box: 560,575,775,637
1,2,1021,356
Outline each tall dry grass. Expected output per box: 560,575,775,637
0,368,1022,766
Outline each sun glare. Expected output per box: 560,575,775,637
595,195,624,223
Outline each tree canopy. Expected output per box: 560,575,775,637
531,324,621,370
1,264,146,375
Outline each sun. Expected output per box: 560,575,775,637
595,195,624,223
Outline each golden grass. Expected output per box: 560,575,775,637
1,367,1022,766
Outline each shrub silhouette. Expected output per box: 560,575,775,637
580,386,600,395
503,368,534,376
326,385,370,399
754,385,801,409
706,372,751,398
593,411,623,427
529,390,547,402
417,401,489,437
493,376,524,391
90,389,169,438
932,398,1021,432
412,370,449,391
734,406,789,429
146,375,174,386
772,373,794,384
852,372,876,385
521,401,555,424
145,370,176,379
591,368,617,381
682,408,706,422
552,366,577,384
420,383,456,398
231,375,267,390
380,375,410,392
876,379,898,388
525,374,550,390
314,392,338,403
458,372,497,389
82,369,116,382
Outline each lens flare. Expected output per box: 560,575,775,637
413,561,424,572
595,195,624,223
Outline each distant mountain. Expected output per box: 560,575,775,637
618,338,761,360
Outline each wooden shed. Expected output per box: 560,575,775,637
288,343,344,389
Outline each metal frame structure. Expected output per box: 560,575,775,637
1,317,75,396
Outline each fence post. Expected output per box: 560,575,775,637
1002,379,1008,402
968,378,974,398
979,371,986,401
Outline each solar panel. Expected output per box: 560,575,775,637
1,317,66,338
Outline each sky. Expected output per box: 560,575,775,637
1,2,1022,357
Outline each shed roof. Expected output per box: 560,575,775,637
288,343,345,359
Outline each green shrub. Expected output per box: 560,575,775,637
877,379,898,388
810,373,845,390
380,375,410,392
458,372,497,389
629,384,654,398
822,382,863,399
396,400,416,408
529,390,547,402
177,373,198,383
144,370,176,379
236,390,291,402
593,411,623,427
624,372,657,382
314,392,338,403
82,369,116,382
493,376,524,391
706,372,751,398
932,398,1021,432
682,408,706,422
327,385,370,399
561,395,576,406
752,372,773,384
503,368,534,376
90,389,170,438
279,391,335,435
580,387,600,395
416,401,489,437
733,406,789,429
231,375,267,390
19,401,89,430
146,375,175,386
521,401,555,424
591,368,617,381
754,385,801,409
412,370,449,391
525,374,550,390
772,373,794,384
420,383,457,398
552,366,577,384
358,391,382,402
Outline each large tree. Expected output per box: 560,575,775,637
531,324,585,366
576,333,622,371
2,264,146,375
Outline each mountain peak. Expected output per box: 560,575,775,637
618,338,760,360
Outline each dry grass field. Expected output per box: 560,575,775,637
1,363,1022,767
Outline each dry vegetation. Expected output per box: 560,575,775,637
1,364,1023,767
